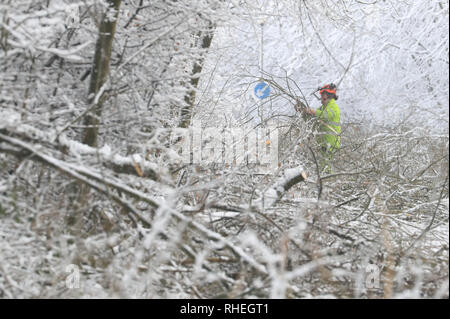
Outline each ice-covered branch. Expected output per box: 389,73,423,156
0,116,163,181
0,132,269,276
257,165,307,209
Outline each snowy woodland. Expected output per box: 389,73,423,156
0,0,448,298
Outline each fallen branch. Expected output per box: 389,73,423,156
0,133,269,276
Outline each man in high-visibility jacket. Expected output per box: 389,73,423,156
305,83,341,172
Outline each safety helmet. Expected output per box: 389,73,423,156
319,83,338,100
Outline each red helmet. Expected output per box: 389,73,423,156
319,83,338,100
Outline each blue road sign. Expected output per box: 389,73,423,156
254,82,270,99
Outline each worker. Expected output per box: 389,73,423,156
304,83,341,173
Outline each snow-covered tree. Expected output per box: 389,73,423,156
0,0,448,298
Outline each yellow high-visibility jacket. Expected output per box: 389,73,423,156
315,98,341,151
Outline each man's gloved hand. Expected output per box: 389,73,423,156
294,100,306,112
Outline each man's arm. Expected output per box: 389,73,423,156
304,108,316,116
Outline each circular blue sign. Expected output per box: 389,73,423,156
254,82,270,99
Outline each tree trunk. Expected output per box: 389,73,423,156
179,25,214,128
82,0,122,147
